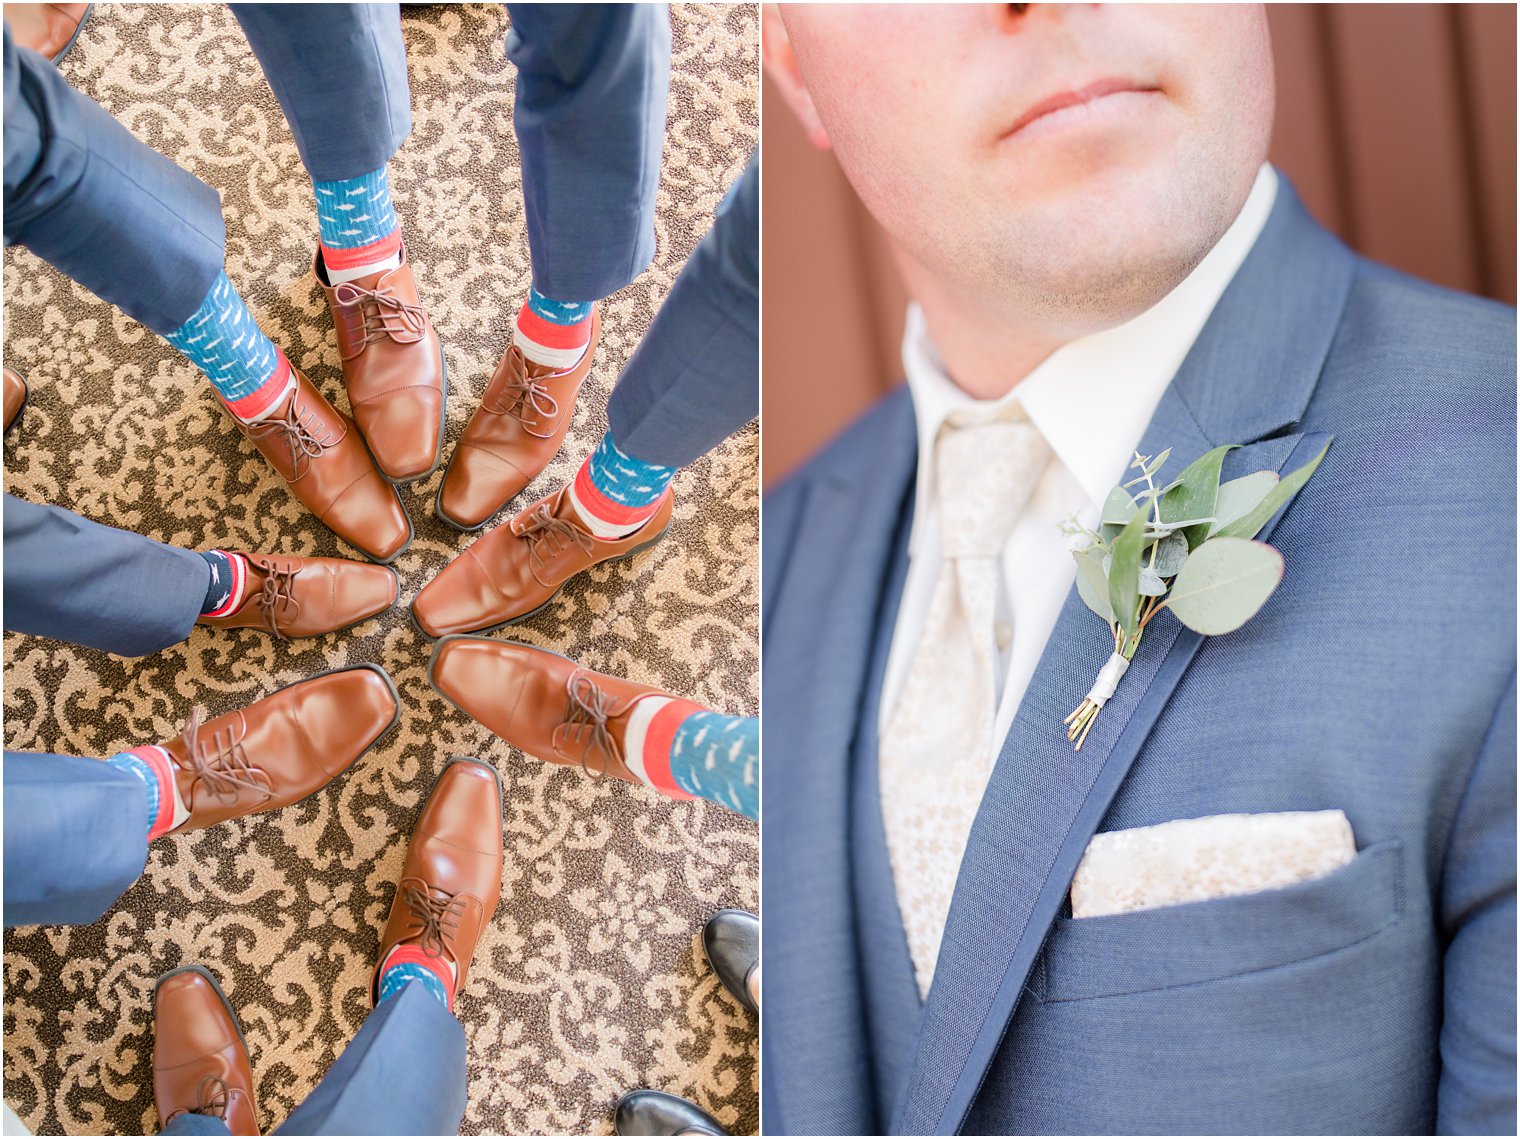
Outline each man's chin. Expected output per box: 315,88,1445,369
977,217,1210,331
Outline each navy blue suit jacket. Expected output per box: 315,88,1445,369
761,182,1516,1135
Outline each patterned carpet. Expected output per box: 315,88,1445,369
2,4,758,1135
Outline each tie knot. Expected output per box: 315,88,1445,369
935,418,1050,558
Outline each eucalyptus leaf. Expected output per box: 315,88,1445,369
1072,550,1114,623
1106,508,1149,638
1138,565,1168,596
1207,471,1278,537
1158,444,1235,550
1099,522,1124,546
1164,537,1284,635
1101,486,1139,525
1152,531,1189,577
1211,440,1332,541
1142,447,1173,477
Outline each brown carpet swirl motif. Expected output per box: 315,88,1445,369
1,4,758,1134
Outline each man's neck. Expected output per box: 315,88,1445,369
897,259,1076,402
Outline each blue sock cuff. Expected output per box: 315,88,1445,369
379,964,451,1008
314,166,400,251
585,432,677,509
163,273,282,405
668,713,758,821
528,286,594,325
104,751,162,840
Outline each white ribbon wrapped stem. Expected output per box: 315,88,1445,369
1083,652,1130,708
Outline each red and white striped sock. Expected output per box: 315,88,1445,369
377,944,457,1010
566,432,675,539
222,352,296,424
620,696,703,803
106,745,190,840
513,289,594,371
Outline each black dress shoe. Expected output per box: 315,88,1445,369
614,1089,728,1136
702,909,758,1015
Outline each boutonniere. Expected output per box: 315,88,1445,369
1059,439,1331,749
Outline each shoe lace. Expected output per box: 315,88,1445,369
250,558,301,641
562,669,632,781
482,347,559,437
243,396,338,478
180,708,274,805
333,282,427,357
399,877,466,959
516,501,594,569
166,1075,231,1123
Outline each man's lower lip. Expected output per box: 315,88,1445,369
1002,89,1162,143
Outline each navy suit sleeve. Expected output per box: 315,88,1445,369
1437,673,1517,1135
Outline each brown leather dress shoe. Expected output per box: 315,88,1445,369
153,965,260,1135
159,664,398,833
435,310,600,531
195,552,398,640
428,635,676,788
410,482,673,638
3,367,27,434
5,3,92,63
232,368,412,564
314,246,446,484
370,757,503,1006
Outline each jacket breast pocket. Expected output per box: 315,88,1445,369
1037,839,1403,1003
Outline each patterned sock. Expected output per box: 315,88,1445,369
164,273,295,422
377,946,455,1011
622,699,759,821
567,431,676,539
314,166,403,285
198,550,249,617
103,745,187,840
514,286,594,371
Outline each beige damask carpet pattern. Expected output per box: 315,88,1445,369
2,4,758,1134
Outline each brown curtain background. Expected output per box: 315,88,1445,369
761,3,1518,485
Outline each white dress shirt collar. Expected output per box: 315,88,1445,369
902,163,1280,551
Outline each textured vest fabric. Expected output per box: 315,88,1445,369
850,491,923,1127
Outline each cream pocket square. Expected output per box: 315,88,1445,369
1070,810,1356,919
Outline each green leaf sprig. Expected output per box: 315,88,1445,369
1058,439,1331,750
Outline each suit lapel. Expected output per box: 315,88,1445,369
890,181,1358,1135
763,392,919,1134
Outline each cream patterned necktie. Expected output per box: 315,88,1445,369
880,414,1051,999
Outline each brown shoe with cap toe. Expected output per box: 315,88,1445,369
7,3,92,63
315,245,446,484
410,481,672,638
427,635,686,789
435,309,600,531
231,368,411,564
153,965,260,1135
370,757,503,1008
157,664,398,834
4,367,28,434
194,552,398,640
